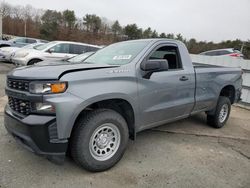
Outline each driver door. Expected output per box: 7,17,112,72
138,44,195,130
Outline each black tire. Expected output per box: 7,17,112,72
70,109,129,172
207,96,231,128
0,44,10,48
27,59,41,65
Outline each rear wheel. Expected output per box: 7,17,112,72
207,96,231,128
70,109,129,172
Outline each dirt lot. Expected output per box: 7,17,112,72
0,62,250,188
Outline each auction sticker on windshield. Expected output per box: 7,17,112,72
113,55,132,60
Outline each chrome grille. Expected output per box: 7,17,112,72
8,96,31,115
7,79,29,92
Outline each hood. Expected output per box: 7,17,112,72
0,47,19,52
8,62,119,80
36,60,69,66
0,40,11,45
15,48,38,55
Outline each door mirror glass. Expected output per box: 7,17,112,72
141,59,169,79
141,59,169,72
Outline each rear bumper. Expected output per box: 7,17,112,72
4,105,68,162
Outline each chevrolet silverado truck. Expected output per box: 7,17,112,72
4,39,242,172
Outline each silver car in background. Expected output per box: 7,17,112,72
0,37,48,48
12,41,101,66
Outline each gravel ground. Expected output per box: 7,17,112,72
0,62,249,188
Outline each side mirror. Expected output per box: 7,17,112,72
140,59,168,79
47,48,55,53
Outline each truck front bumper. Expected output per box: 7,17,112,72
4,106,68,164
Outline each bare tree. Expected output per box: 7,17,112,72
0,2,12,17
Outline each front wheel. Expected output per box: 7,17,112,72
207,96,231,128
70,109,129,172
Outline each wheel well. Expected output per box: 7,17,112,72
27,58,42,65
74,99,136,140
0,44,10,48
220,85,235,104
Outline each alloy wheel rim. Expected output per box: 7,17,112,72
219,104,229,123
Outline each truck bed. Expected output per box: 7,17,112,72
192,62,242,112
193,62,223,68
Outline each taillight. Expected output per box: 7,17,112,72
229,53,241,57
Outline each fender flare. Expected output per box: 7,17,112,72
64,93,139,138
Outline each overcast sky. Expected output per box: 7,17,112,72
7,0,250,42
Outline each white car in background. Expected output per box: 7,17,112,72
12,41,101,66
37,51,96,66
0,43,44,63
199,48,245,59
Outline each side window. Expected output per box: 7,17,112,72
149,46,182,70
219,50,230,55
49,43,70,53
86,46,99,52
213,51,221,56
205,51,216,56
26,39,36,44
70,44,87,54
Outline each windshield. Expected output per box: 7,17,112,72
9,37,23,42
68,52,95,63
84,40,149,65
33,41,57,51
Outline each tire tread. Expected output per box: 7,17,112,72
70,108,128,172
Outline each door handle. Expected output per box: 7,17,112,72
179,76,189,81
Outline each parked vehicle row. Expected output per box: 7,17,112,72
11,41,101,66
0,37,48,48
0,36,102,65
0,43,45,62
1,36,245,66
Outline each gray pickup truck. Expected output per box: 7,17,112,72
4,39,242,172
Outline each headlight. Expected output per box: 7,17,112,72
29,82,67,94
15,52,29,58
1,49,9,53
